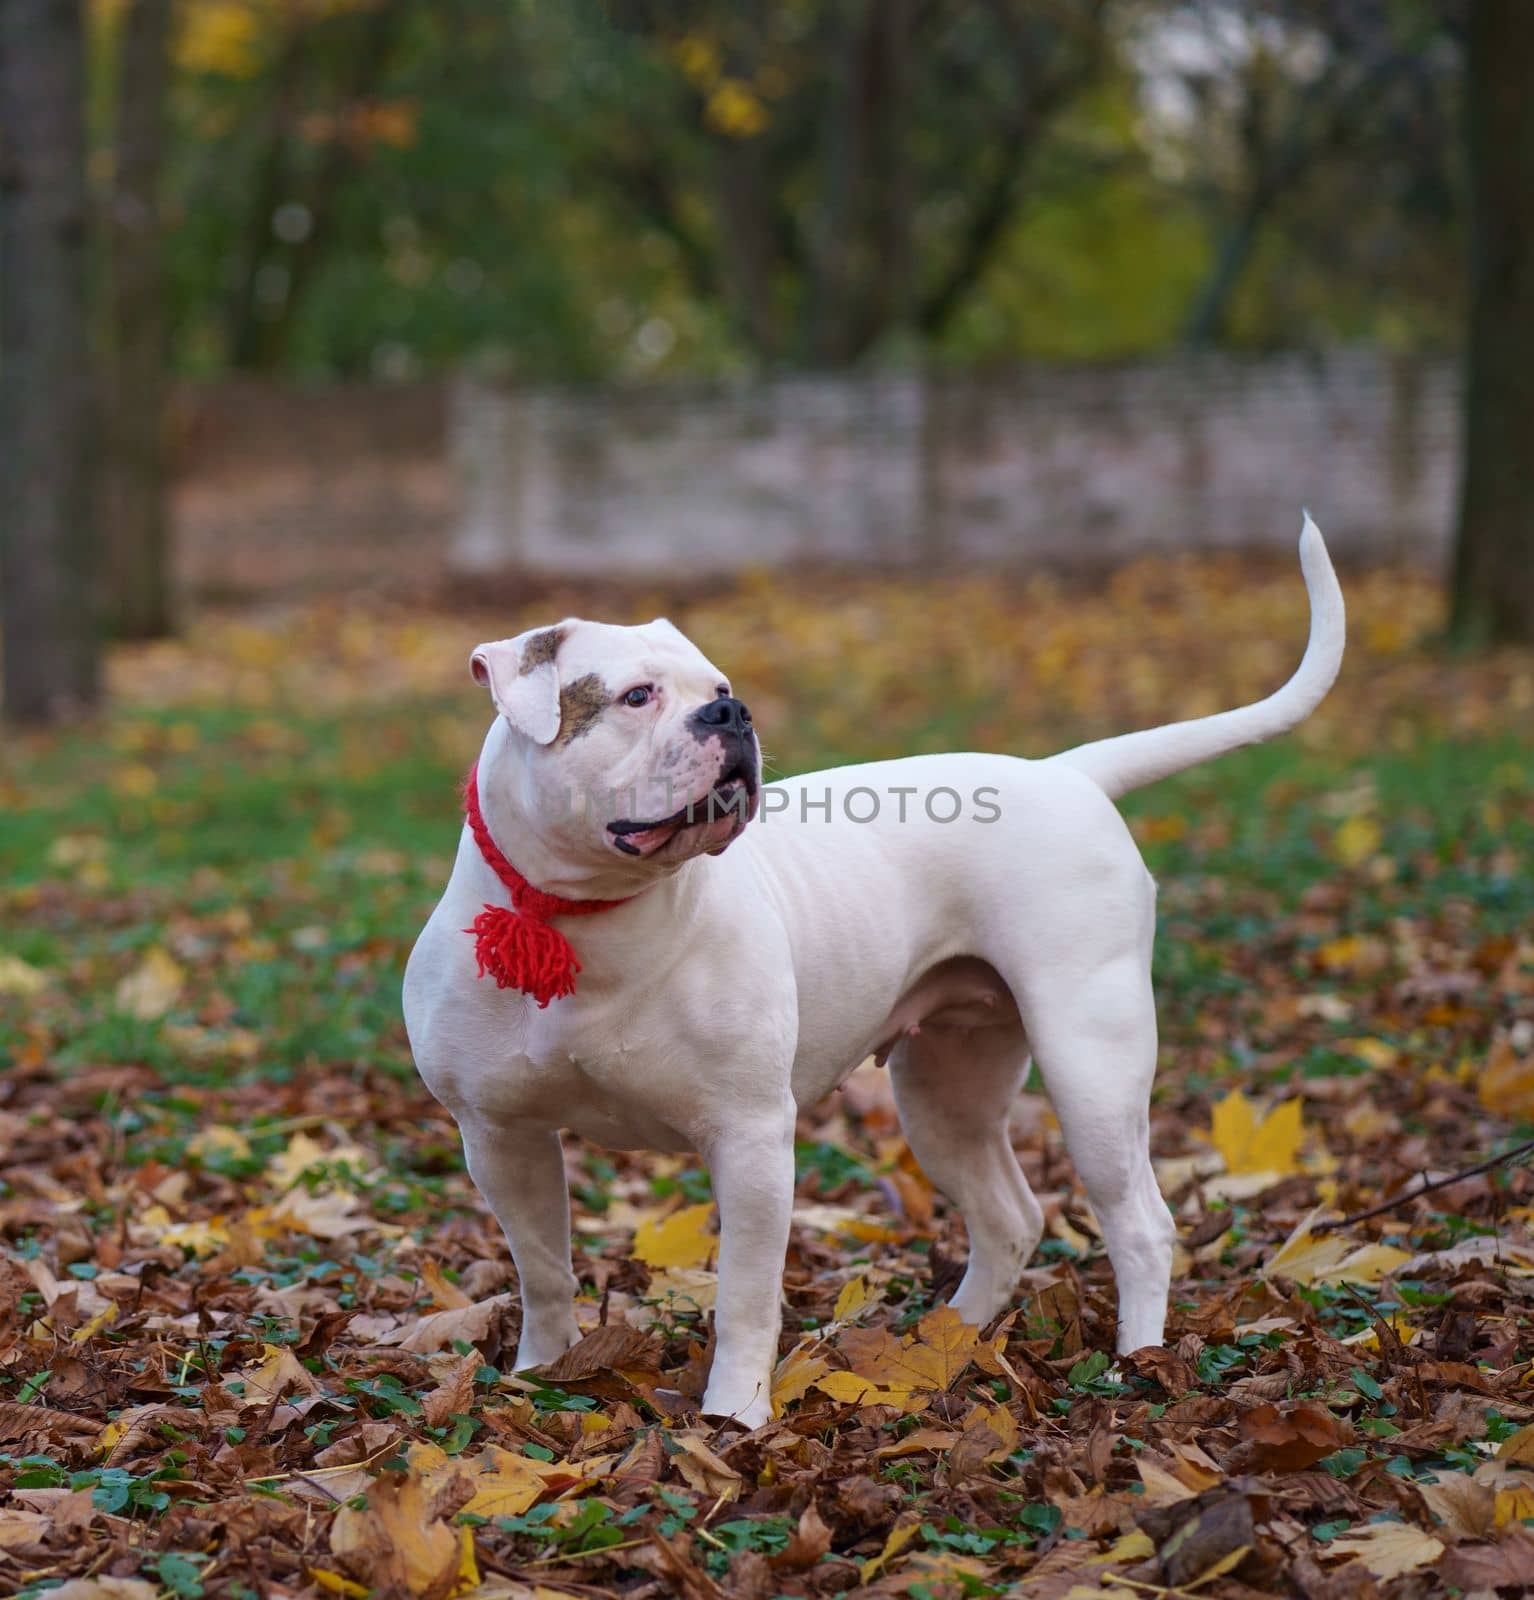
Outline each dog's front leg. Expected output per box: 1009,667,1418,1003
457,1114,581,1370
699,1109,796,1430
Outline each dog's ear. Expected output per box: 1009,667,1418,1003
469,625,566,745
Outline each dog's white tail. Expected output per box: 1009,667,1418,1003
1051,513,1345,801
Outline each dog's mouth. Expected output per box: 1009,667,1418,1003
608,764,759,859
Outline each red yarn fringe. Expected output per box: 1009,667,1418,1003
460,763,633,1007
468,903,580,1008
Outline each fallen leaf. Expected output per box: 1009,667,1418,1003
1325,1520,1444,1579
633,1202,717,1269
1207,1091,1305,1176
668,1431,742,1498
113,946,184,1020
1231,1399,1350,1471
1332,813,1383,867
383,1294,516,1354
861,1519,921,1582
0,954,48,997
330,1469,467,1599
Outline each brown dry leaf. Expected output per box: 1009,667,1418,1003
383,1293,515,1353
668,1430,742,1498
947,1403,1022,1477
770,1501,833,1571
1415,1470,1496,1541
1145,1492,1256,1587
529,1322,660,1382
420,1352,479,1428
1472,1459,1534,1527
1135,1443,1224,1505
330,1469,477,1599
0,1507,49,1551
834,1304,980,1398
872,1425,961,1459
45,1584,158,1600
1440,1528,1534,1592
630,1532,725,1600
1231,1399,1351,1472
419,1257,472,1310
237,1343,323,1407
0,954,48,997
1478,1035,1534,1117
271,1185,378,1240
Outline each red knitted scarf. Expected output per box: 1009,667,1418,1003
462,762,634,1007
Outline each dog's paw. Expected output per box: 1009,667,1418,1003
701,1385,771,1432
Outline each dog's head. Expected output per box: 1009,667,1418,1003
470,618,760,869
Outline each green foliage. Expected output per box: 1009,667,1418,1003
85,0,1465,379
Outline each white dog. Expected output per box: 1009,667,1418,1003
404,516,1344,1428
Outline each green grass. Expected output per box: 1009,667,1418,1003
2,693,1530,1094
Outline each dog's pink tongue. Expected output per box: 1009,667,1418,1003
623,820,683,856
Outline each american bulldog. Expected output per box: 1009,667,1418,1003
403,515,1345,1428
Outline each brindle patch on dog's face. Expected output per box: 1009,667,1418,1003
519,626,566,674
558,673,608,744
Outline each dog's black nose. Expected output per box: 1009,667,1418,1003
692,695,753,734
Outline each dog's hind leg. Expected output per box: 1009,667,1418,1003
889,1024,1043,1329
1015,955,1175,1354
457,1115,582,1370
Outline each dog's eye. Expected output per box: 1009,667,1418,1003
715,685,730,698
622,685,653,708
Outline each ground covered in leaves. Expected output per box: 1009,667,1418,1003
1,555,1533,1600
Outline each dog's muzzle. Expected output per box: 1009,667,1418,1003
607,697,760,858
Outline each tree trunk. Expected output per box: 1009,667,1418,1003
1451,0,1534,645
0,0,100,725
104,0,174,639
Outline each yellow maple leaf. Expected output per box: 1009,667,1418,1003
270,1186,379,1240
860,1519,920,1582
71,1301,118,1344
1207,1090,1305,1176
308,1570,368,1600
267,1130,370,1190
633,1202,717,1270
1332,813,1383,868
817,1304,980,1407
0,954,48,997
187,1124,253,1162
1478,1037,1534,1117
114,947,184,1020
139,1205,233,1257
832,1272,878,1323
1262,1210,1411,1288
771,1343,832,1415
329,1468,467,1598
1325,1521,1443,1579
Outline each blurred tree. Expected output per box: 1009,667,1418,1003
1142,0,1463,349
0,0,101,725
1450,0,1534,645
133,0,1469,378
103,0,175,639
589,0,1112,366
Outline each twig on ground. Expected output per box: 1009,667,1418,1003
1315,1136,1534,1232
